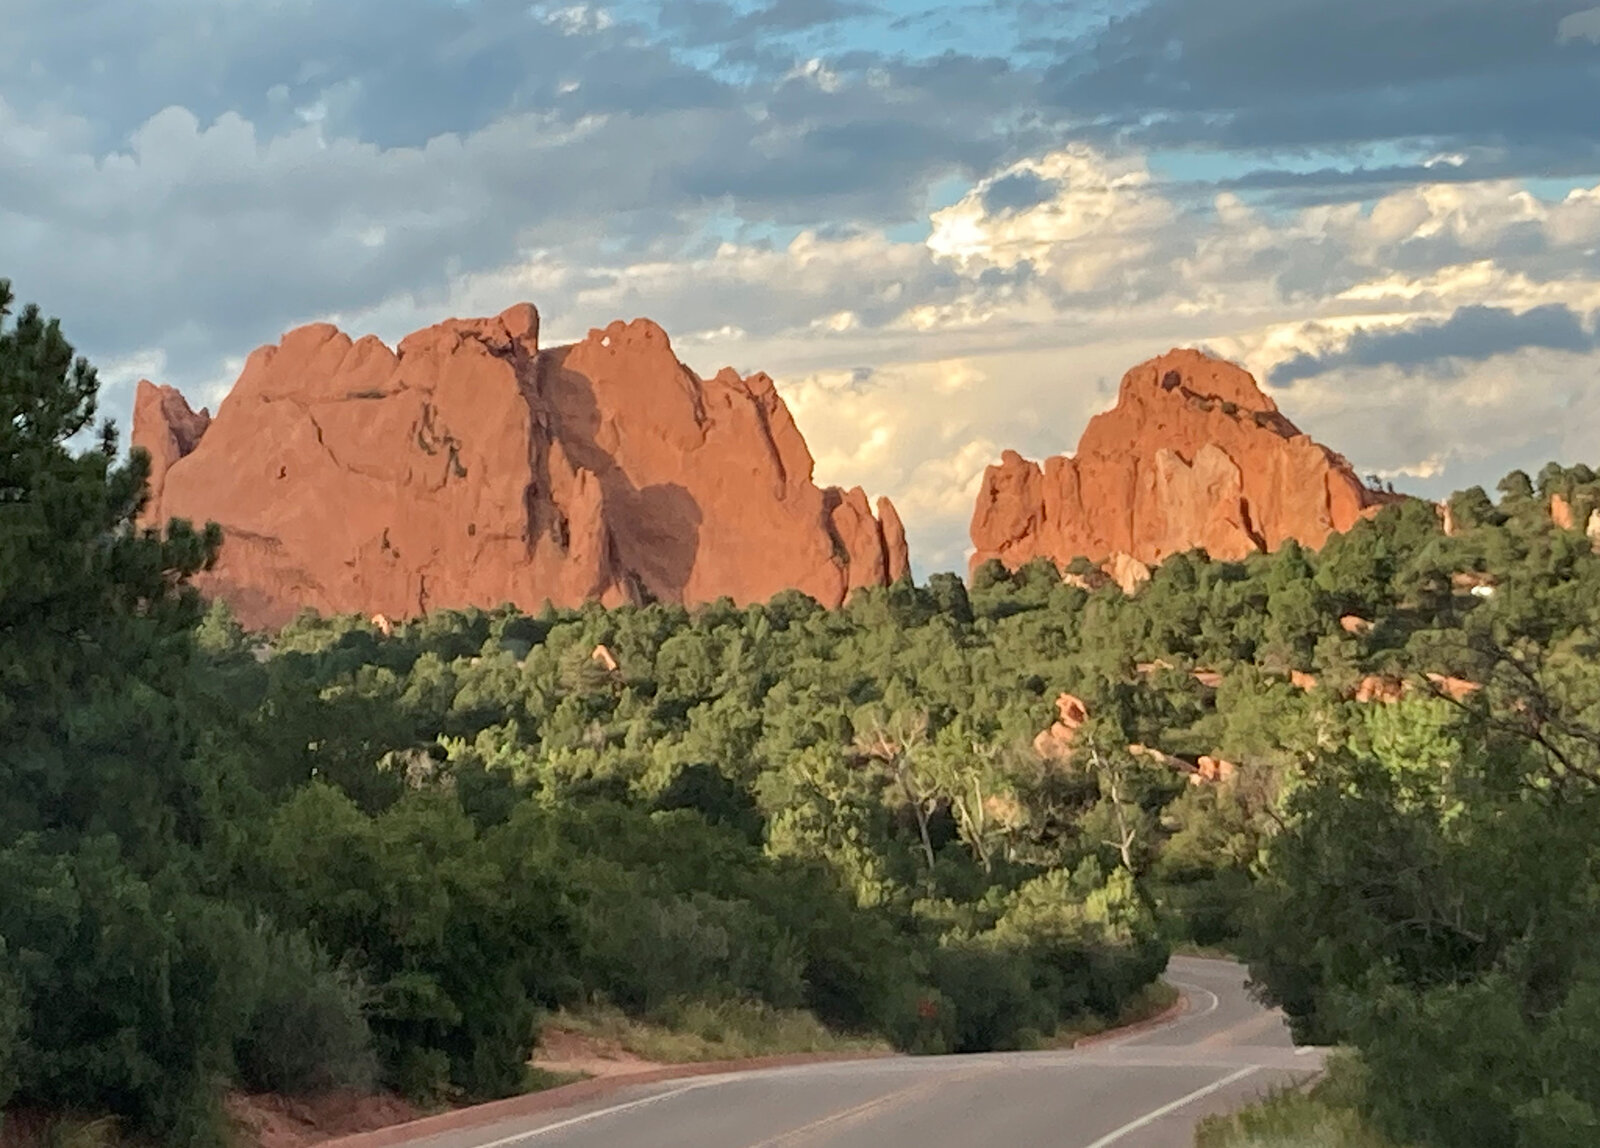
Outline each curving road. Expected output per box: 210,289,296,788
387,958,1322,1148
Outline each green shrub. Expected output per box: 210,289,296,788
234,923,376,1095
929,940,1049,1052
0,938,20,1111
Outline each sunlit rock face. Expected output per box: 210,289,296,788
135,305,908,629
970,349,1392,578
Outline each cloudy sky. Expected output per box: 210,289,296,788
4,0,1600,574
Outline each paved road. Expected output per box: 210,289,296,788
402,957,1322,1148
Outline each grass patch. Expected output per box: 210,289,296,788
522,1066,590,1093
0,1115,123,1148
1195,1091,1401,1148
542,998,888,1064
1048,979,1183,1048
1195,1053,1406,1148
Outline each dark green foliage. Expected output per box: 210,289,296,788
0,940,17,1111
0,281,248,1143
255,785,563,1103
233,923,376,1095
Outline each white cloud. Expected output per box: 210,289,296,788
926,146,1173,294
1557,6,1600,43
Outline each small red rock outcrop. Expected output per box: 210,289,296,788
1552,494,1576,531
969,349,1394,579
1033,692,1090,759
135,306,910,629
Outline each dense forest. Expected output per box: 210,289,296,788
5,280,1600,1147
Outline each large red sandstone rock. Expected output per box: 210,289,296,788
969,349,1393,578
135,305,909,629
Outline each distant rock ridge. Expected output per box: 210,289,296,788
135,304,910,629
969,349,1397,579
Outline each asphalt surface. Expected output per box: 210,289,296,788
400,957,1323,1148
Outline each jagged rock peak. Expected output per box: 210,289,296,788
970,348,1393,580
135,305,909,628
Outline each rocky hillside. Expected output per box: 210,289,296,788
135,305,909,629
969,348,1395,582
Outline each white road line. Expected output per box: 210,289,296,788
467,1080,722,1146
1078,1066,1260,1148
1102,979,1218,1048
1168,981,1221,1021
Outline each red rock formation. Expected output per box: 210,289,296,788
1105,552,1153,595
133,381,211,511
1033,692,1090,760
877,497,911,584
1340,615,1374,636
1354,675,1407,704
1193,755,1238,786
135,305,910,628
1552,493,1576,531
1426,672,1481,702
969,349,1394,579
1451,570,1496,593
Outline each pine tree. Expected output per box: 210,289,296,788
0,279,240,1141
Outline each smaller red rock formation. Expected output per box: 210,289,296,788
1034,692,1091,760
1426,672,1481,702
370,613,394,638
1105,552,1153,595
1063,568,1112,593
1589,510,1600,546
1340,615,1374,636
1038,694,1237,784
970,349,1394,579
1450,571,1493,591
1552,494,1576,530
590,644,620,674
1129,743,1188,770
1289,668,1479,704
982,793,1025,830
1193,755,1238,786
1354,675,1407,704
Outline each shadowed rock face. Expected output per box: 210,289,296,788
134,304,909,629
969,349,1392,578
